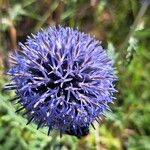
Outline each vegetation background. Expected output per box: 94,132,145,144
0,0,149,149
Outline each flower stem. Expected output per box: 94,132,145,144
120,0,149,61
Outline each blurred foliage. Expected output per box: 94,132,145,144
0,0,150,149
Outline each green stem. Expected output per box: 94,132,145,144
120,0,149,60
95,122,100,150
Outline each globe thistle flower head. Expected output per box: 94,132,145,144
5,26,117,137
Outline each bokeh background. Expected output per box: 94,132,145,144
0,0,149,150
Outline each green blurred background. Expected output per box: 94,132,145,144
0,0,149,149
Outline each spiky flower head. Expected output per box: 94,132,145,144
5,26,117,136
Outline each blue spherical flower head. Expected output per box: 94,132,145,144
5,26,117,137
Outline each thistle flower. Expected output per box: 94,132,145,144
5,26,117,137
